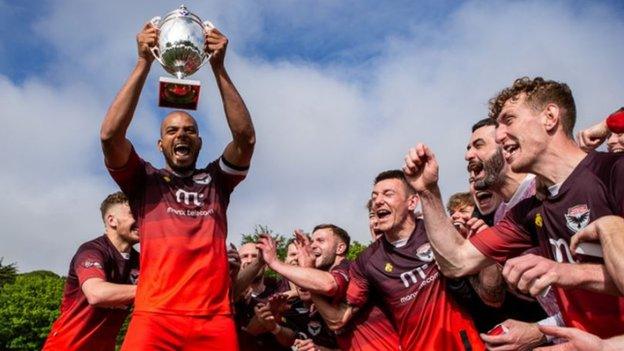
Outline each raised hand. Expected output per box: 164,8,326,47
402,143,440,193
268,293,291,318
205,26,228,68
294,229,315,268
256,234,278,266
227,243,241,278
136,22,158,64
576,120,609,152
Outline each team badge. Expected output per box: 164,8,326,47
307,321,322,336
193,173,212,185
564,204,590,233
384,262,393,272
416,243,434,263
535,213,543,228
163,176,171,183
130,269,139,285
82,260,103,269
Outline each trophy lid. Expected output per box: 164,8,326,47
159,5,205,28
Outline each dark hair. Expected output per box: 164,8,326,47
374,169,415,194
100,191,129,223
366,198,373,212
446,192,475,214
312,224,351,253
489,77,576,138
471,118,498,133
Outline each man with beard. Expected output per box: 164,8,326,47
101,23,254,350
577,107,624,153
234,243,293,351
43,192,139,351
257,225,399,351
469,178,501,226
403,77,624,340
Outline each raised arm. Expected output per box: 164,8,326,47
206,28,255,168
100,23,156,168
311,295,357,331
82,278,136,308
403,144,494,277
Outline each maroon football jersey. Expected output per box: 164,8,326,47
328,260,399,351
43,235,139,351
108,148,246,315
347,220,484,351
470,151,624,338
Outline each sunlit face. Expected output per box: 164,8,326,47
449,204,474,237
158,112,202,174
238,243,260,269
368,211,383,240
469,178,500,215
311,228,341,270
108,203,139,245
465,125,505,191
607,132,624,153
285,243,298,266
371,178,417,234
495,94,549,173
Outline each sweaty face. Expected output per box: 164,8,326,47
607,132,624,153
465,125,506,191
495,94,548,173
469,178,500,215
285,243,298,266
310,228,340,270
111,203,139,244
158,112,202,174
371,178,416,234
238,243,260,270
368,211,383,240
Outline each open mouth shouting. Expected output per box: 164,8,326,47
467,160,485,181
502,142,519,164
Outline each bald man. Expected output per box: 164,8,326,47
100,22,254,350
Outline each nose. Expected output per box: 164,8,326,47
495,124,507,145
607,133,617,147
450,211,461,221
465,147,475,162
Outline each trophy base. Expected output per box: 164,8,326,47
158,77,201,110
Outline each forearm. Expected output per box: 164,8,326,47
232,260,264,301
558,263,620,295
311,294,351,330
273,325,297,348
605,335,624,350
419,187,483,277
82,280,136,307
469,265,505,307
270,260,337,296
599,219,624,295
213,66,255,162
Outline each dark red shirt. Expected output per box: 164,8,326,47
108,148,246,315
347,221,484,351
43,235,139,351
470,151,624,338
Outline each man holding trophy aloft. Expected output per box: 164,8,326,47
100,5,254,350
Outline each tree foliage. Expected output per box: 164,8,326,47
0,271,64,350
347,241,368,261
0,258,17,289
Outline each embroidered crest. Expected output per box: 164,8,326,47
192,173,212,185
82,260,103,269
384,262,393,273
535,213,543,228
564,204,590,233
307,321,322,336
416,243,434,263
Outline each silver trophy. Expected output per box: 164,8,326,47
150,5,214,110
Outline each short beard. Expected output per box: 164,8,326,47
474,148,505,191
164,154,197,175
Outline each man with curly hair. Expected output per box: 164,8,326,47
403,77,624,341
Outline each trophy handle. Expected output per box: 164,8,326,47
198,20,216,65
148,16,165,66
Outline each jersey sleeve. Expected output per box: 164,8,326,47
208,156,249,195
469,204,535,264
74,246,107,286
107,146,147,197
329,263,351,304
606,109,624,134
345,257,370,308
609,156,624,215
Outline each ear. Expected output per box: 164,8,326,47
543,103,560,133
157,139,163,152
198,136,203,151
105,213,117,229
408,194,420,211
336,241,347,256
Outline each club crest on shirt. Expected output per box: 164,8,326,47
130,269,139,285
564,204,590,233
193,173,212,185
416,243,434,263
384,262,394,272
307,321,322,336
82,260,103,269
535,213,543,228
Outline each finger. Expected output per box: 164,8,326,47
528,272,557,297
537,325,574,339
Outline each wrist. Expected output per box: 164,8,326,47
271,324,282,335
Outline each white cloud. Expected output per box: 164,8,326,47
1,0,623,273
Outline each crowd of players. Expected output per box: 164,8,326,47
40,23,624,351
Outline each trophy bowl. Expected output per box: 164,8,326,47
150,5,213,79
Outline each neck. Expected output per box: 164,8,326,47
329,256,345,271
105,230,132,254
497,169,527,202
531,138,586,187
166,164,195,177
250,278,266,294
385,215,416,243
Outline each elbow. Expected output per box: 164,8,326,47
84,291,106,307
233,128,256,149
327,319,346,332
319,280,338,296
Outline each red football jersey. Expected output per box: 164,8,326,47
346,221,484,351
43,235,139,351
470,151,624,338
109,148,246,315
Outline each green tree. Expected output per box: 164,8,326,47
0,258,17,289
241,225,290,279
0,271,64,350
346,241,368,261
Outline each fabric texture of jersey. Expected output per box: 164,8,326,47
347,220,484,351
43,235,139,351
108,148,246,315
470,151,624,338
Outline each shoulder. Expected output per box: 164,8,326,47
75,236,108,255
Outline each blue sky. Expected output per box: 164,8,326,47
1,0,623,274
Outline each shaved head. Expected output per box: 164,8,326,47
160,111,198,137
